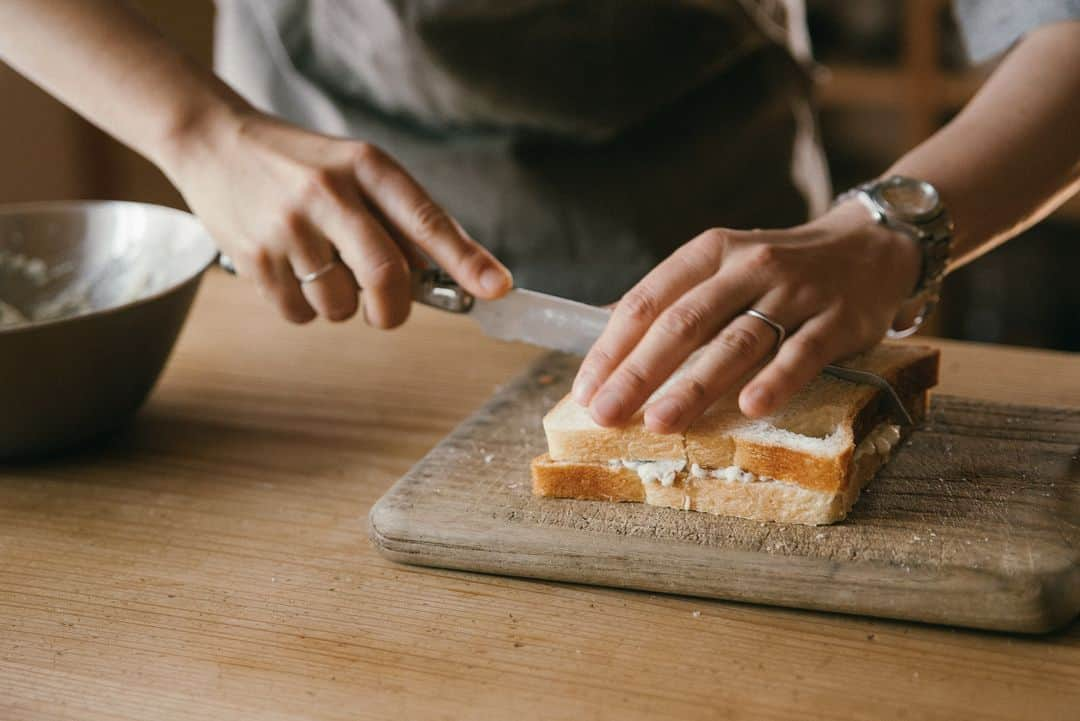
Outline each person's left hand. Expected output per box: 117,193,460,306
571,200,924,433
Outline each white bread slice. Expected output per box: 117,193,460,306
533,343,938,525
532,413,916,525
543,395,685,462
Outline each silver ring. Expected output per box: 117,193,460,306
297,260,338,285
743,309,786,351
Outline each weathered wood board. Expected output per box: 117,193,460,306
369,352,1080,633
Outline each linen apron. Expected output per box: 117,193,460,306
214,0,829,304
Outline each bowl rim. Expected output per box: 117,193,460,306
0,199,218,336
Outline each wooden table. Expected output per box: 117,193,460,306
2,270,1078,720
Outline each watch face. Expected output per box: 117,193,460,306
873,177,941,222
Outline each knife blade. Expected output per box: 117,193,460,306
410,268,610,356
467,289,611,357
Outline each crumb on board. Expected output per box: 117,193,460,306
484,454,495,464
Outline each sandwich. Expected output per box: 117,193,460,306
531,343,939,525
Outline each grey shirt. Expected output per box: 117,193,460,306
219,0,813,140
955,0,1080,62
211,0,1078,302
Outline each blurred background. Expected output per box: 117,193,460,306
1,0,1076,351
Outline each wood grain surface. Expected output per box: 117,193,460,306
2,270,1079,720
370,353,1080,633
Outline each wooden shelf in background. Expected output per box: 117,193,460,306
818,65,987,110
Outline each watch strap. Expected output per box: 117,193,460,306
833,177,954,338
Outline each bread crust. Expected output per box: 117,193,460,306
534,343,939,524
530,455,645,502
543,396,685,462
532,423,910,525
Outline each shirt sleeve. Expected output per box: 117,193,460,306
952,0,1080,62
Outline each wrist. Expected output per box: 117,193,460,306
151,87,254,186
809,200,923,300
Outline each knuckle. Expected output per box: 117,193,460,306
702,228,730,251
278,208,307,238
452,244,490,279
680,376,709,403
583,346,616,373
794,283,827,309
246,246,277,279
302,168,338,200
350,140,382,167
744,244,780,273
411,200,454,239
714,325,762,361
789,333,829,365
363,256,408,290
617,288,661,324
613,362,651,394
658,303,710,342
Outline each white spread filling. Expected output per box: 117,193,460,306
853,423,902,462
616,458,687,487
610,422,902,488
689,464,758,483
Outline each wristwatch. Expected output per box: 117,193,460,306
835,175,954,339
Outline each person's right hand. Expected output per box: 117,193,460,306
162,111,512,326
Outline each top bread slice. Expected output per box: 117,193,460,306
542,343,939,495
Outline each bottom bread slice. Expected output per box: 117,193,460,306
531,423,909,525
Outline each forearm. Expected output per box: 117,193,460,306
0,0,249,176
886,20,1080,269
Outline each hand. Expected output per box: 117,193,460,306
571,201,922,432
163,111,512,326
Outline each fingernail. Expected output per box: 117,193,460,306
646,398,682,430
742,386,772,416
480,266,511,295
572,373,596,405
590,391,623,426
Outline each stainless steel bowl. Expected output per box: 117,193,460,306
0,201,217,458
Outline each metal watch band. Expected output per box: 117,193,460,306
833,176,954,338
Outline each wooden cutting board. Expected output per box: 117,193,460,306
369,352,1080,633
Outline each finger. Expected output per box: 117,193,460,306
586,269,759,427
309,185,413,329
572,230,727,406
286,217,360,323
245,248,317,324
738,310,846,418
642,292,809,433
352,144,511,298
362,198,431,270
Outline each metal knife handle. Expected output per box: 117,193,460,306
411,268,474,313
220,256,475,314
822,365,914,426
